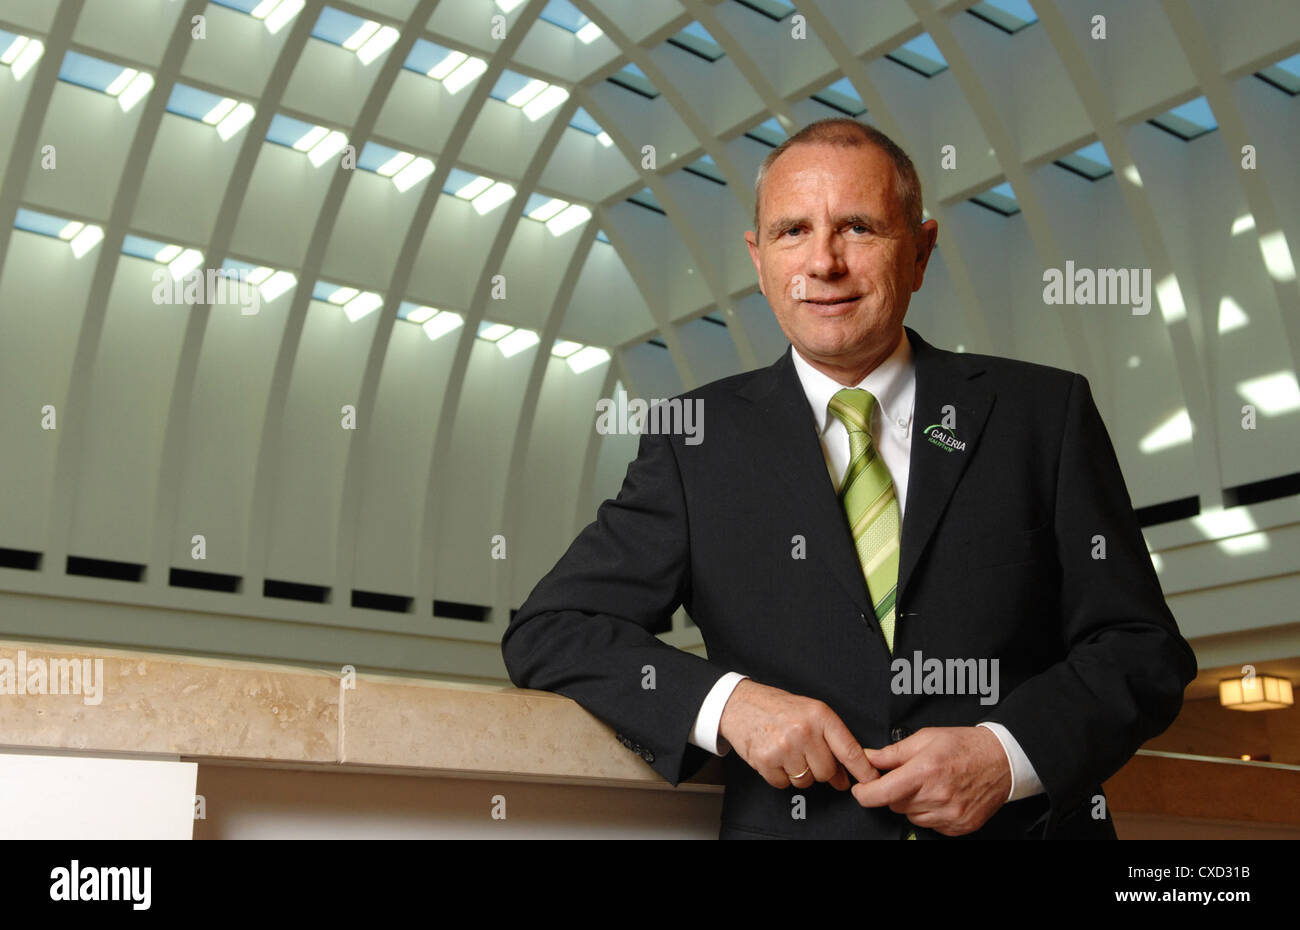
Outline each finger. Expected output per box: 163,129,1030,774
786,758,814,790
802,736,842,785
852,766,923,809
760,764,791,790
863,740,911,772
828,766,850,792
821,716,878,784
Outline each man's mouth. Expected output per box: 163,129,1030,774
802,296,860,313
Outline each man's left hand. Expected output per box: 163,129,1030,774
850,727,1011,836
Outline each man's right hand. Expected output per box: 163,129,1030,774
718,679,878,791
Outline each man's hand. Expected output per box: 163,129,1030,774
718,679,878,791
851,726,1011,836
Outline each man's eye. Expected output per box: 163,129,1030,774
849,224,870,234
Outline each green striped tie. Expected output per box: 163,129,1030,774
829,389,915,842
828,388,901,653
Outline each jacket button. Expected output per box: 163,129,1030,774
891,727,909,742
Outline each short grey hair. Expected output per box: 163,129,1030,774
753,117,924,235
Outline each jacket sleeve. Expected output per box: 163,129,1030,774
979,372,1198,812
500,427,730,786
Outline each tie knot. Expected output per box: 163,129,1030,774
828,388,877,436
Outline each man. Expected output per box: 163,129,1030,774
502,118,1197,839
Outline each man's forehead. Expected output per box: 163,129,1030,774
763,146,899,208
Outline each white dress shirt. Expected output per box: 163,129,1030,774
688,332,1045,803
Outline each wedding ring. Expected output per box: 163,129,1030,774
788,766,811,780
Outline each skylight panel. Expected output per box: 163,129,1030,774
522,194,593,237
397,302,464,341
438,52,487,94
968,0,1038,34
1149,96,1217,140
58,51,155,111
491,71,569,119
607,63,659,99
478,322,514,341
684,155,726,185
314,280,381,321
311,7,398,64
404,39,451,75
628,188,665,215
210,0,264,11
566,346,610,374
1054,141,1113,180
497,328,540,357
1,30,44,81
358,142,435,191
15,208,105,258
120,233,203,277
595,229,610,244
886,33,948,77
491,70,541,104
568,107,612,148
668,22,725,62
733,0,796,22
447,171,515,215
210,0,305,35
539,0,601,42
225,260,297,302
166,85,255,139
266,114,349,166
122,234,172,261
745,117,786,147
1256,53,1300,95
545,204,591,236
970,181,1019,216
525,194,567,222
551,339,582,358
16,208,75,238
812,78,866,116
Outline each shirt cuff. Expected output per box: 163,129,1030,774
689,672,749,756
977,721,1045,802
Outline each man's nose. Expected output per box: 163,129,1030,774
805,229,846,277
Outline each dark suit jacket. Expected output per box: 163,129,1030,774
502,326,1197,839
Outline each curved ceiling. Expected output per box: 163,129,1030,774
0,0,1297,679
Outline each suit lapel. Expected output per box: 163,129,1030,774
737,327,995,618
897,326,994,604
737,348,874,616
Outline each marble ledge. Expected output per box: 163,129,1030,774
0,639,724,792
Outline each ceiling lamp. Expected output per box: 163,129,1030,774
1219,674,1294,711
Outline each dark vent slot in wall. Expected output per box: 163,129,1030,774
352,590,413,613
1224,471,1300,508
170,568,241,593
1134,496,1200,528
66,556,145,582
0,547,41,571
263,579,330,603
434,600,489,622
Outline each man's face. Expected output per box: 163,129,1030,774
744,142,938,378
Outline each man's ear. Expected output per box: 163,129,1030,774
744,230,766,296
911,219,939,291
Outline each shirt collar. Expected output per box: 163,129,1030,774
790,328,915,436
